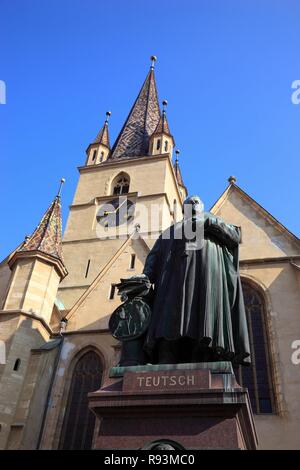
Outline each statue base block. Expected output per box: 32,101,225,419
88,362,258,450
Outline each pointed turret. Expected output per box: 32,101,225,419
173,150,187,201
149,99,175,157
4,180,68,323
86,111,111,165
109,56,161,159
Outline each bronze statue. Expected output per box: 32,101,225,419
110,195,250,367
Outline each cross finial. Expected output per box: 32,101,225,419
57,177,65,197
150,55,157,69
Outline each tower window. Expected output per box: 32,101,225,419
129,254,136,270
92,150,97,161
164,140,168,152
85,259,90,278
112,174,130,195
109,284,116,300
100,151,104,163
13,358,21,371
156,139,161,151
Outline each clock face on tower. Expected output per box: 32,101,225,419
96,197,135,227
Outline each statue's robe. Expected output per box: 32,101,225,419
143,212,251,365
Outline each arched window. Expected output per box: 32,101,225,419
164,140,168,152
112,173,130,195
156,139,161,151
59,351,103,449
99,151,104,163
237,282,275,414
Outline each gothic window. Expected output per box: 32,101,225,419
236,282,275,414
100,151,104,163
164,140,168,152
112,173,130,195
59,351,103,449
92,149,97,161
156,139,161,151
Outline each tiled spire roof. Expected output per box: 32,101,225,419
93,112,111,149
174,160,184,187
174,150,185,188
109,63,160,159
19,195,64,262
152,100,172,137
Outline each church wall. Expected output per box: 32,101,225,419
66,239,148,331
19,348,59,449
214,191,299,259
0,262,12,309
0,315,51,449
241,262,300,449
71,156,169,206
39,332,116,449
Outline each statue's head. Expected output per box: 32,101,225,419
183,195,203,220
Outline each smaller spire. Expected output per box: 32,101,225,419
152,99,172,137
93,111,111,149
174,149,183,185
18,180,66,263
150,55,157,69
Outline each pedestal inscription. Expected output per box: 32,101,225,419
123,369,210,392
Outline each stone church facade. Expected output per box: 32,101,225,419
0,59,299,450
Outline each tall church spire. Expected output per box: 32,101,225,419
109,56,161,159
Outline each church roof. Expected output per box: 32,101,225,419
210,180,300,247
18,195,65,262
109,64,161,159
93,113,111,148
152,108,172,137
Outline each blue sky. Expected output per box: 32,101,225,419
1,0,299,259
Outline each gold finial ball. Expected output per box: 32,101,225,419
106,111,111,117
61,177,66,184
228,175,236,184
150,55,157,62
162,99,168,107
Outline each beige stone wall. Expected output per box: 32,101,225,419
4,259,60,325
0,314,51,449
212,186,300,449
39,332,116,449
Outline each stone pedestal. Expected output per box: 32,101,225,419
88,362,258,450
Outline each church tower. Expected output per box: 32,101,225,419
59,57,187,312
0,184,67,450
